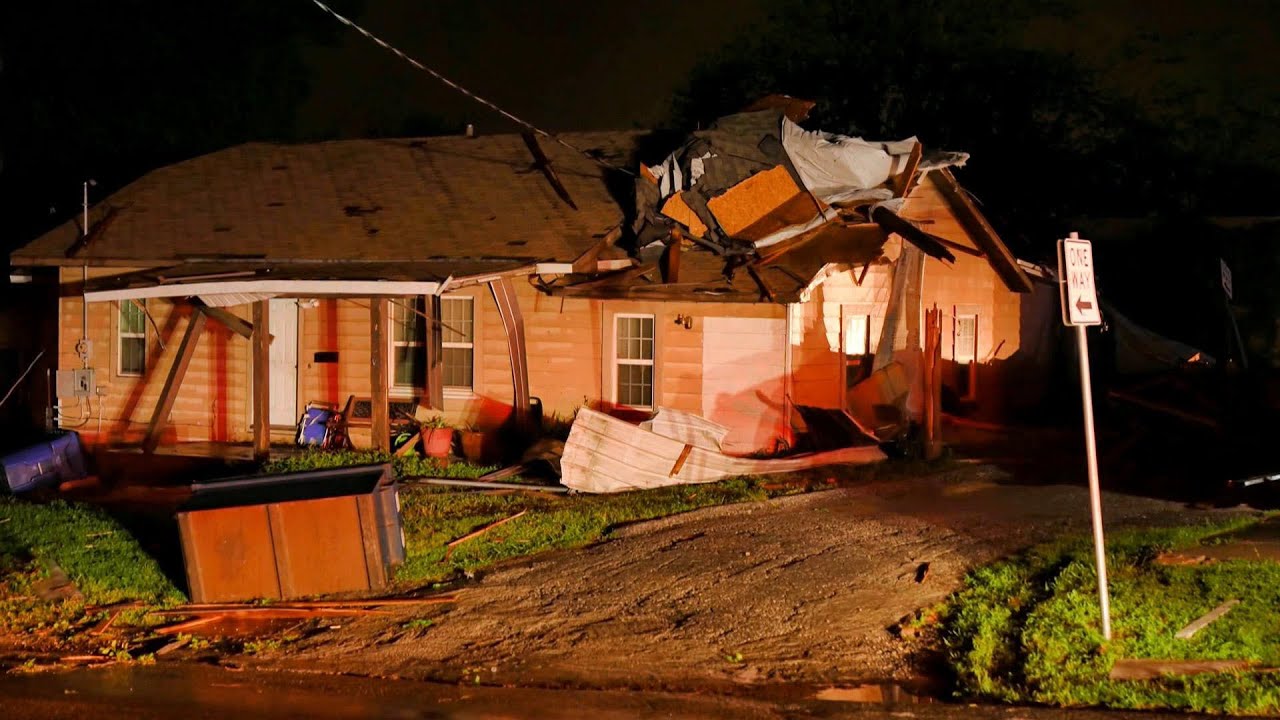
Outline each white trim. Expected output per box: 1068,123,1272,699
611,313,656,410
390,296,425,392
535,262,574,275
440,295,474,392
117,300,147,377
86,279,442,303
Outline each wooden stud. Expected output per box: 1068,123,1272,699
142,308,207,453
571,226,622,274
370,298,390,452
251,301,270,461
660,240,681,284
893,141,923,198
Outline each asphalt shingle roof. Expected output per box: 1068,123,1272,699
13,131,639,269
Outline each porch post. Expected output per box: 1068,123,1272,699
488,277,530,429
424,295,444,410
370,297,391,452
143,306,207,454
251,301,270,462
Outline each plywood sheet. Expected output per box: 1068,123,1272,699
179,506,280,603
707,166,821,241
268,496,371,597
659,192,708,237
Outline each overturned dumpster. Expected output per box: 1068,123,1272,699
177,464,404,603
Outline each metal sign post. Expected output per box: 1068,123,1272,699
1058,231,1111,641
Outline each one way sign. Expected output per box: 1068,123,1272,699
1058,233,1102,326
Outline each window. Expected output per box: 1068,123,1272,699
844,313,874,387
954,313,977,399
844,314,871,356
614,315,654,408
441,296,474,393
392,297,425,390
118,300,147,376
954,315,977,363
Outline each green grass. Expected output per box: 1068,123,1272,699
260,448,498,480
394,477,768,583
943,515,1280,714
0,497,182,646
0,498,181,606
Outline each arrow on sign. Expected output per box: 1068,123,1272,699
1076,298,1093,313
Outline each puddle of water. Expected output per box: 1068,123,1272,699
813,681,935,705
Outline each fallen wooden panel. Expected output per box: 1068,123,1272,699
660,192,709,237
1109,658,1260,681
707,165,821,241
561,408,885,493
1176,599,1240,640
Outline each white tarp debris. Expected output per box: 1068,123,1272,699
639,408,729,452
561,408,885,493
781,118,915,203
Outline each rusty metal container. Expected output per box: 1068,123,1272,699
176,464,404,603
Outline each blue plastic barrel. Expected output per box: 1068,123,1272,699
1,432,86,494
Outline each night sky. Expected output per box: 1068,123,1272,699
3,0,1278,247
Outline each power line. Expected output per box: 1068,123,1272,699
308,0,633,176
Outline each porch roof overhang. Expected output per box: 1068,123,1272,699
79,260,536,306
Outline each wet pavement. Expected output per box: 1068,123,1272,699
0,664,1224,719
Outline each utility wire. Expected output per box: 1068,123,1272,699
309,0,633,176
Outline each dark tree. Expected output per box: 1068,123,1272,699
670,0,1277,258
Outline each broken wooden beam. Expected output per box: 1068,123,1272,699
143,308,208,454
892,141,923,198
446,510,528,556
1109,658,1261,681
403,477,569,493
869,205,956,263
1176,599,1240,640
154,615,224,636
193,299,255,340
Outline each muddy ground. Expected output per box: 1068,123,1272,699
253,465,1252,690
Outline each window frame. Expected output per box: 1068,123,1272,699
440,295,475,397
954,313,978,364
612,313,656,410
953,312,978,400
117,299,147,378
390,296,426,394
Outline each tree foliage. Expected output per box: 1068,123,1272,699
671,0,1271,256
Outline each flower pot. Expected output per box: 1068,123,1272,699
422,428,454,459
460,430,488,463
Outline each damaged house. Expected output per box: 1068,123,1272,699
10,104,1045,459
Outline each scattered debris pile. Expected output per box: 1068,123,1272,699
536,98,973,302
